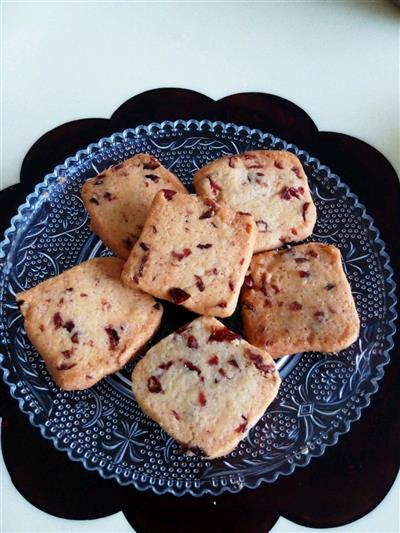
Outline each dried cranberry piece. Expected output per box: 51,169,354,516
264,298,272,308
152,225,157,234
209,267,218,275
244,274,254,289
89,197,99,205
218,368,227,378
289,301,302,311
172,410,181,421
238,211,252,216
71,332,79,344
281,186,305,200
104,192,115,201
256,220,268,233
39,324,44,332
245,349,274,375
228,359,239,368
113,163,124,171
148,376,162,393
53,312,63,329
208,327,240,343
66,287,73,292
57,362,77,371
260,273,268,296
184,361,202,375
61,350,71,358
197,243,212,249
274,160,284,169
242,300,255,312
292,166,302,179
198,391,207,406
176,323,190,335
228,280,235,291
139,242,150,251
302,202,310,221
133,253,149,283
171,248,192,261
162,189,176,200
63,320,74,332
208,176,222,195
159,361,173,370
207,354,219,365
194,275,205,292
217,301,227,308
187,335,199,349
314,310,325,321
240,258,245,265
105,327,120,349
291,227,298,236
199,198,217,219
169,288,190,304
143,159,160,170
235,421,247,433
294,257,308,263
144,174,160,182
228,156,237,168
325,283,335,291
271,284,280,294
308,249,318,258
298,271,310,278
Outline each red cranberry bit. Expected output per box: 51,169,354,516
245,349,274,375
148,376,162,393
184,360,202,376
89,197,99,205
143,159,160,170
104,192,116,201
144,174,160,182
244,274,254,289
133,253,149,283
208,176,222,195
289,301,302,311
187,335,199,349
238,211,252,216
105,327,120,349
199,198,217,220
71,332,79,344
271,284,280,294
113,163,124,171
58,297,64,305
260,273,268,296
298,271,310,278
217,301,227,308
198,392,207,407
245,223,253,233
235,422,247,433
325,283,336,291
292,166,302,179
162,189,176,200
228,359,239,368
242,300,255,312
264,298,272,308
294,257,308,263
210,267,218,275
57,362,77,371
63,320,75,332
53,312,63,329
302,202,310,221
314,310,325,322
208,327,240,343
61,350,71,358
66,287,73,292
240,258,245,265
172,410,181,421
197,243,212,249
176,323,190,335
193,274,205,292
256,220,268,233
291,227,298,236
139,242,150,251
39,324,44,332
218,368,227,377
169,288,190,304
159,361,173,370
207,354,219,365
274,160,284,169
152,225,157,234
281,186,305,200
228,280,235,291
228,156,237,168
308,249,318,258
171,248,192,261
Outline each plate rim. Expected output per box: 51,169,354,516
0,119,397,496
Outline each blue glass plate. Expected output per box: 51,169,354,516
0,120,397,496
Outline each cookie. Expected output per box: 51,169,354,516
132,316,281,459
121,190,257,317
81,154,188,259
242,243,360,357
193,150,317,253
16,257,163,390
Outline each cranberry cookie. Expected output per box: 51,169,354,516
193,150,317,253
81,154,188,259
16,257,163,390
242,243,360,357
132,316,281,459
121,191,257,317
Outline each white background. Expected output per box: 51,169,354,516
1,1,399,532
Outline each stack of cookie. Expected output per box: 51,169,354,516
17,151,359,458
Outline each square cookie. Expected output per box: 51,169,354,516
132,316,281,459
81,154,188,259
193,150,317,253
16,257,163,390
242,243,360,357
121,191,257,317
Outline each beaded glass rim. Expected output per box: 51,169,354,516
0,119,397,496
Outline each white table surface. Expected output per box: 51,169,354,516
1,1,399,532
